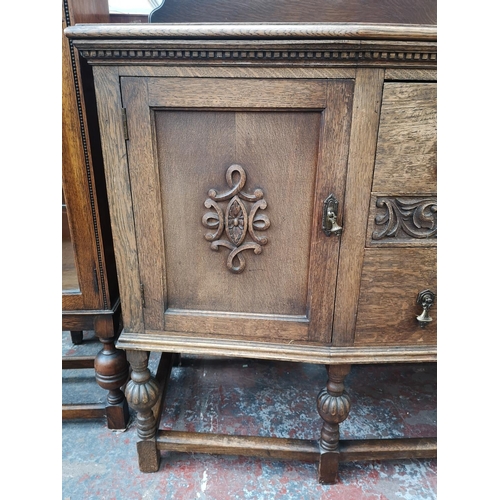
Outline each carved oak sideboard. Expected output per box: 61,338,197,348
65,22,437,484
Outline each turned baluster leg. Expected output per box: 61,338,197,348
94,316,130,429
317,364,351,484
125,350,161,472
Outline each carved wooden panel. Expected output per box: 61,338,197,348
366,195,437,247
202,164,270,273
156,110,320,317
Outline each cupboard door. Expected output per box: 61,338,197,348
121,77,353,343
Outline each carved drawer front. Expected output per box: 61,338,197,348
354,247,436,346
120,77,354,344
366,82,437,248
366,195,437,247
372,82,436,195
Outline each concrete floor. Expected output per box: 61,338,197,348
62,331,437,499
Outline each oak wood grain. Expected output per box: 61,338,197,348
62,404,106,420
62,355,95,369
372,83,437,194
339,437,436,461
122,78,167,331
163,310,309,341
332,68,385,346
62,0,119,319
116,331,437,364
118,66,355,79
147,77,326,108
62,2,95,310
155,431,436,462
92,66,144,333
150,0,436,25
307,79,354,342
124,76,353,343
354,248,437,346
385,69,436,81
154,107,320,340
156,430,319,461
65,23,437,42
66,0,108,24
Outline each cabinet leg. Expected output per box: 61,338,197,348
70,330,83,344
94,337,130,429
316,364,351,484
125,350,161,472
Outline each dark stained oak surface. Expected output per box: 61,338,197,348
149,0,436,25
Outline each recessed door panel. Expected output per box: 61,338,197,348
156,110,320,317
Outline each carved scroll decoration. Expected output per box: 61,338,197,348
202,164,270,274
372,197,437,240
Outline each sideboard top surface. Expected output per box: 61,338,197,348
65,23,437,70
65,22,437,41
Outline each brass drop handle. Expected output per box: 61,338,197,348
416,289,436,328
322,194,343,236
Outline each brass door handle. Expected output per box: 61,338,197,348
416,289,435,328
322,194,342,236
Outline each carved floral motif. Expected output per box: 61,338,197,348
372,197,437,240
202,165,270,273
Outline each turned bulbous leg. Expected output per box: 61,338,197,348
316,364,351,484
125,350,161,472
94,338,130,429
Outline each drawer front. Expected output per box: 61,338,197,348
365,194,437,247
354,248,436,346
372,82,436,195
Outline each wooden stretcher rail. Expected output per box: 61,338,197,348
62,355,95,369
62,403,106,420
156,431,437,463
